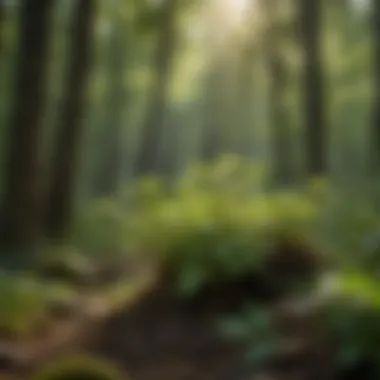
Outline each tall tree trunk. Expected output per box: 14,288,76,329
372,0,380,177
262,0,294,186
93,22,128,196
298,0,326,176
0,1,4,51
44,0,95,241
134,0,177,176
0,0,53,256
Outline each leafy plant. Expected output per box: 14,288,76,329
72,157,380,301
218,304,285,368
123,157,323,297
0,268,77,337
318,272,380,376
0,274,48,336
315,190,380,268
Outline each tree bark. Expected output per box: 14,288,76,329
0,0,4,51
372,0,380,176
298,0,327,176
134,0,177,176
0,0,53,254
44,0,95,240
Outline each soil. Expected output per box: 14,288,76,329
0,250,363,380
0,277,362,380
80,276,331,380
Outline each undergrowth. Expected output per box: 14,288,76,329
72,156,380,297
61,157,380,376
0,273,74,337
216,270,380,376
31,355,124,380
0,156,379,377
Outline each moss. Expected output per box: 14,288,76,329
31,355,125,380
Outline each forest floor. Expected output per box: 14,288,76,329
83,283,327,380
0,260,341,380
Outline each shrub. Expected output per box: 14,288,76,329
0,274,48,336
218,304,285,368
124,157,322,297
314,188,380,269
318,272,380,377
218,272,380,376
0,271,77,337
72,157,380,298
31,355,125,380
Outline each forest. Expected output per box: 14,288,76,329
0,0,380,379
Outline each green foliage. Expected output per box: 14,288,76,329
316,189,380,268
31,355,124,380
218,304,284,367
125,157,320,296
0,272,76,336
74,157,380,299
319,272,380,376
72,156,380,302
218,271,380,375
216,272,380,377
0,274,48,336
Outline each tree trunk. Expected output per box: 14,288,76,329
44,0,95,241
298,0,326,176
93,23,128,197
134,0,177,176
263,0,294,186
372,0,380,176
0,1,4,51
0,0,53,255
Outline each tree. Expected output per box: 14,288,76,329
262,0,295,185
0,1,4,50
0,0,53,256
298,0,327,176
372,0,380,177
134,0,178,176
44,0,95,241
